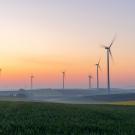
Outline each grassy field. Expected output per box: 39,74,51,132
0,101,134,135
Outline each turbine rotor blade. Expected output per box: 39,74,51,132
98,65,102,71
64,72,66,79
109,49,114,61
109,36,116,48
98,58,101,65
101,45,106,48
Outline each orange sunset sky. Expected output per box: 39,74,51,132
0,0,135,89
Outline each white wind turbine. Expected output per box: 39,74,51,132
88,75,93,89
62,71,65,89
30,74,34,90
102,37,116,94
95,58,101,89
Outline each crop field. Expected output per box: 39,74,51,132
0,101,134,135
112,101,135,106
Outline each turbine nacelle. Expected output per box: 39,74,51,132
31,75,34,78
88,75,92,79
62,72,65,77
103,43,114,60
105,46,110,50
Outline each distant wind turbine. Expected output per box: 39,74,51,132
30,74,34,90
88,75,92,89
62,72,65,89
95,58,101,89
102,36,116,94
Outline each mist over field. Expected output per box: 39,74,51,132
0,88,135,104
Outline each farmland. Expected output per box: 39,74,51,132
0,101,134,135
112,101,135,106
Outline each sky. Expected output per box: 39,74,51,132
0,0,135,89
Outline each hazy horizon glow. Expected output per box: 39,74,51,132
0,0,135,89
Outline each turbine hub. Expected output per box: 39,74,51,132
105,47,109,49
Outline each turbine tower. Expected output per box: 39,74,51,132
95,58,101,89
62,72,65,89
88,75,92,89
30,74,34,90
103,37,115,94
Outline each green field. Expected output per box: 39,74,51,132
0,101,134,135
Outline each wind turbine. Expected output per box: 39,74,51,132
62,72,65,89
30,74,34,90
95,58,101,89
102,37,115,94
88,75,92,89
